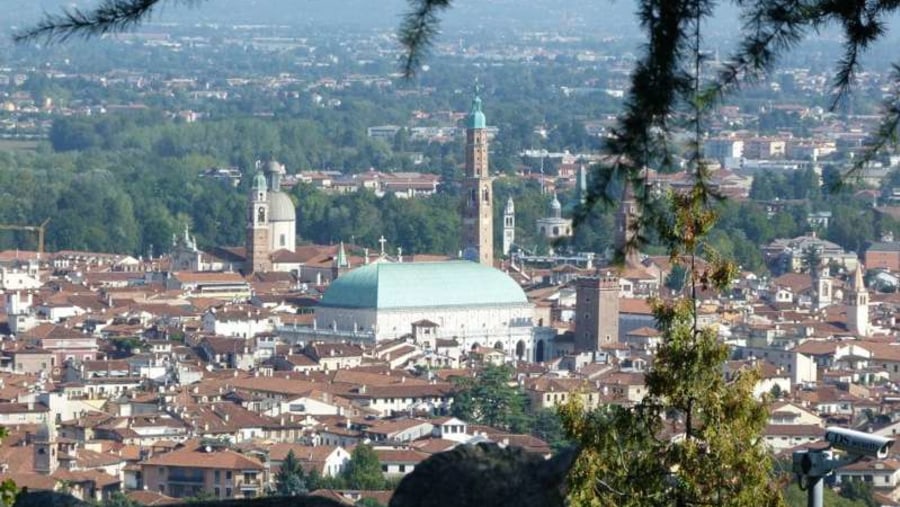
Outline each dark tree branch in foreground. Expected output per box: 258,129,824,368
398,0,453,78
13,0,189,43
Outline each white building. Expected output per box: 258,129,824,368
309,261,544,361
0,266,41,290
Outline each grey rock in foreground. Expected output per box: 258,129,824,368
389,443,577,507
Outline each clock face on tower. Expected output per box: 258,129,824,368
257,206,266,223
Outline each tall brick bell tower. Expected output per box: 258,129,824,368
461,82,494,267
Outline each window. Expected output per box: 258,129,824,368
159,467,165,477
225,488,232,498
381,465,388,472
214,487,220,497
214,471,220,483
225,471,232,480
280,234,286,247
399,465,406,473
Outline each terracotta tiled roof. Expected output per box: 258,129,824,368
0,472,57,491
858,341,900,362
142,442,264,470
373,448,429,464
126,490,180,506
841,458,900,472
410,438,458,454
620,298,653,315
793,339,842,356
173,272,246,284
764,424,826,437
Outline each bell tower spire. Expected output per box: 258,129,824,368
461,80,494,266
848,264,869,336
247,172,272,273
503,196,515,256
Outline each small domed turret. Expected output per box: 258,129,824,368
550,193,562,218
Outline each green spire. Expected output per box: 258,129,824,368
467,80,486,129
254,172,267,193
336,241,349,268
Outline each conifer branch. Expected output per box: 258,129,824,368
398,0,452,78
702,0,811,106
839,64,900,186
13,0,195,44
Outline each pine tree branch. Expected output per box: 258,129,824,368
398,0,452,78
839,64,900,185
13,0,198,44
822,0,886,109
701,0,812,107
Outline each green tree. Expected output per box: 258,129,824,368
185,491,216,503
782,483,867,507
274,450,308,496
528,408,569,453
800,245,823,277
839,480,877,507
451,364,530,433
343,445,386,491
664,264,688,293
100,491,140,507
0,426,15,507
559,294,781,506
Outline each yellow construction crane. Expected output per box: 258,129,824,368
0,218,51,258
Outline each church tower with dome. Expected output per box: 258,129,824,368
461,84,494,267
246,172,272,273
244,159,297,273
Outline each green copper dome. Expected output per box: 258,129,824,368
467,95,486,129
319,261,528,310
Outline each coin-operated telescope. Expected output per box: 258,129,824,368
793,427,895,507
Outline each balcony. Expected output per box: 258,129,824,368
236,479,262,491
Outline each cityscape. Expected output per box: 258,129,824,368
2,1,900,506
